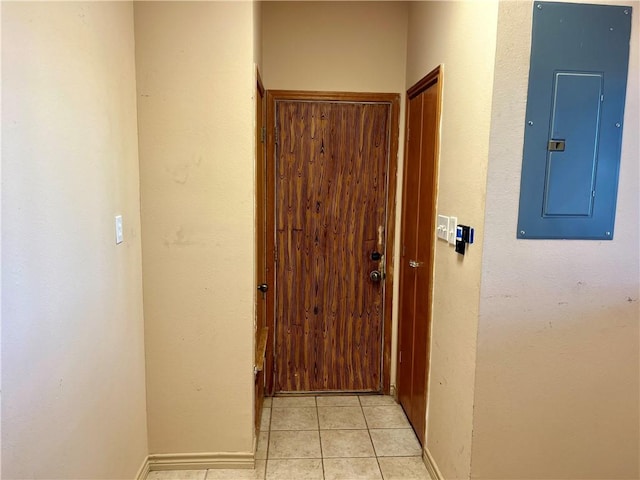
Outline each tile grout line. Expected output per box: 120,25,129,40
263,400,272,480
315,395,326,480
360,395,385,480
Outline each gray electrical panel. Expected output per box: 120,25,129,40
517,2,632,240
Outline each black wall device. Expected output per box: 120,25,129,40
455,225,474,255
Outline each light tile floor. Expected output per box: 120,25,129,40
147,395,431,480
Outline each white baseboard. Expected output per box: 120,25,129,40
390,384,397,398
147,452,254,472
423,446,443,480
135,456,150,480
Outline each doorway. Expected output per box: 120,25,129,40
266,91,399,394
396,67,442,445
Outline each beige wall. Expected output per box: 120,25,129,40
262,1,408,93
134,2,256,455
5,2,636,478
2,3,148,479
405,2,499,478
471,1,640,478
262,0,408,384
253,0,263,73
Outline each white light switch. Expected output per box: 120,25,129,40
437,215,450,241
448,216,458,245
115,215,123,244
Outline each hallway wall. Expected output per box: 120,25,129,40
2,3,149,478
472,1,640,478
134,1,256,457
405,2,499,478
262,0,409,386
262,1,408,93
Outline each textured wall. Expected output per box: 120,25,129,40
262,0,408,385
134,2,256,455
262,2,408,93
2,3,148,478
405,2,499,478
253,0,263,73
472,1,640,478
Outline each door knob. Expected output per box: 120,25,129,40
370,270,383,282
408,260,423,268
257,283,269,293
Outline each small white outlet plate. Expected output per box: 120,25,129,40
448,216,458,245
437,215,450,241
115,215,123,244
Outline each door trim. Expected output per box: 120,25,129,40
265,90,400,394
407,66,442,98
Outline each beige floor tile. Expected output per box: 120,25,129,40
369,428,422,457
268,430,322,459
272,396,316,408
318,406,367,430
256,430,269,460
378,456,431,480
148,471,206,480
320,429,375,458
266,459,323,480
263,397,273,408
316,395,360,407
358,395,397,406
323,457,382,480
270,407,318,430
205,460,266,480
362,405,410,429
260,407,271,431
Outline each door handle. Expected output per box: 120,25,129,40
370,270,383,282
257,283,268,293
408,260,423,268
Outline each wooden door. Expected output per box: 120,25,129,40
254,72,268,431
274,99,391,392
398,93,423,419
397,68,441,445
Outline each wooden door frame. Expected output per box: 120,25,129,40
265,90,400,395
397,65,443,442
254,68,267,432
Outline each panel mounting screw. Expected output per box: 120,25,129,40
609,27,614,31
615,122,621,128
624,9,629,14
606,232,611,236
527,120,534,126
537,4,542,9
520,230,526,236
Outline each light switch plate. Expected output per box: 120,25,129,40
448,216,458,245
437,215,450,241
115,215,123,244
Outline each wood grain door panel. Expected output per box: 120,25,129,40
397,93,424,419
397,68,441,445
275,100,390,392
411,83,439,442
